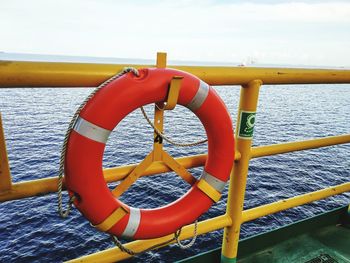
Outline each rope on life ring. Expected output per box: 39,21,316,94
59,67,235,251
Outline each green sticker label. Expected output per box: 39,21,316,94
238,111,256,139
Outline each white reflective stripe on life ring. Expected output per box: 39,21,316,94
186,80,209,112
73,117,111,144
121,207,141,239
200,171,226,193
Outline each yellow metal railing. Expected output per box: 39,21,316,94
0,54,350,263
2,60,350,87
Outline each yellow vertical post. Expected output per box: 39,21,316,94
156,52,167,69
0,112,12,192
153,52,167,160
221,80,262,263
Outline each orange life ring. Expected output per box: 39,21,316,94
65,68,235,240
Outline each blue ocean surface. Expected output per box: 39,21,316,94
0,79,349,262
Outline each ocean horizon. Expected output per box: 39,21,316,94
1,52,349,69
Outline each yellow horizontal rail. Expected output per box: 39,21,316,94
242,182,350,223
67,214,232,263
1,60,350,87
1,135,349,202
251,134,350,158
68,182,349,262
0,153,209,202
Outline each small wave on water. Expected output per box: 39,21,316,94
0,84,349,262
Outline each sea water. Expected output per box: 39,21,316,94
0,83,349,262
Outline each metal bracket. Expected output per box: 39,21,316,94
163,76,183,110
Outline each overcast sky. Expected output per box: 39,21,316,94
1,0,350,66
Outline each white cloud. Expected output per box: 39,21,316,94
237,2,350,23
1,0,349,66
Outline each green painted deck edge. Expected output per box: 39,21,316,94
221,255,237,263
176,206,350,263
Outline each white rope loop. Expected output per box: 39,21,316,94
175,220,198,249
111,220,198,256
